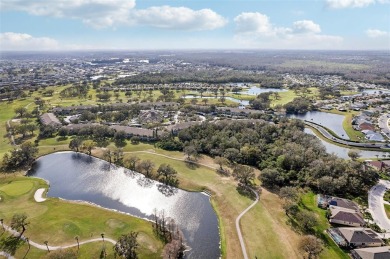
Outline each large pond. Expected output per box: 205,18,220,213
289,111,349,140
27,152,220,259
240,86,287,95
305,128,389,159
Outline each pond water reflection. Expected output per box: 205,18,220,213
28,152,220,259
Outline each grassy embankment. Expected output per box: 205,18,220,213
385,204,390,219
0,176,164,258
300,192,349,259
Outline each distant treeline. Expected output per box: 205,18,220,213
114,70,284,87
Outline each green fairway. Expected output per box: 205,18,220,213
0,180,33,196
0,176,163,258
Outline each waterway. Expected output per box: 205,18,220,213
27,152,220,259
305,128,389,159
289,111,349,140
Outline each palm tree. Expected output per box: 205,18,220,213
75,236,80,251
44,240,50,253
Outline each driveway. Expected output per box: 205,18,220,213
368,180,390,232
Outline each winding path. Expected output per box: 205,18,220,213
235,188,259,259
2,224,116,251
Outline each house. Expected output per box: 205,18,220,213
351,246,390,259
329,207,365,227
328,197,360,211
40,113,61,127
366,161,390,172
330,227,383,248
109,125,156,140
366,133,385,142
166,121,201,134
359,122,376,132
138,110,163,124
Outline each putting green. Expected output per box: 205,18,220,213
0,180,34,196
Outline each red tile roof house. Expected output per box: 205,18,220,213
359,122,376,131
366,160,390,172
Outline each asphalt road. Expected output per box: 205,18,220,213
379,114,390,139
368,180,390,232
305,121,388,149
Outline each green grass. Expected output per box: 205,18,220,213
300,192,349,259
0,176,163,258
0,180,34,196
271,88,319,107
385,204,390,219
343,113,365,141
117,149,303,258
384,191,390,203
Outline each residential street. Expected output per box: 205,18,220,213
379,114,390,139
368,180,390,232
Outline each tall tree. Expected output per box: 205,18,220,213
113,232,139,259
299,235,323,259
157,164,178,186
69,138,83,152
125,155,139,171
10,213,29,239
233,165,255,187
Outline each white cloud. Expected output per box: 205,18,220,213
233,12,343,49
131,6,227,30
292,20,321,34
0,0,227,30
365,29,389,38
0,32,60,50
325,0,389,8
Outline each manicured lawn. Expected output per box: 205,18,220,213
384,191,390,204
271,88,319,107
343,113,365,141
0,180,34,196
0,176,163,258
301,192,349,259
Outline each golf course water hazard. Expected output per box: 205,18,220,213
27,151,220,259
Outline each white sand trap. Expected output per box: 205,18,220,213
34,188,47,202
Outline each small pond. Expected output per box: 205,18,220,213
289,111,349,140
27,152,220,259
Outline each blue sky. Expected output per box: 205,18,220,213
0,0,389,50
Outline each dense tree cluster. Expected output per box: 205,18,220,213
1,142,38,171
114,69,285,86
283,97,314,114
159,119,379,197
59,84,89,98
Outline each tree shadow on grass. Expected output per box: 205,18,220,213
236,184,257,200
184,160,199,170
0,235,25,255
